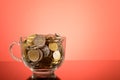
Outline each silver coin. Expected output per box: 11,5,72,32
33,35,46,48
53,50,61,61
55,33,62,39
54,39,60,42
41,46,50,57
55,33,60,37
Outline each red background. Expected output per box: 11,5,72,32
0,0,120,61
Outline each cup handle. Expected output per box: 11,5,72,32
9,41,22,62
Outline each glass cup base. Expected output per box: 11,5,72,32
31,69,55,78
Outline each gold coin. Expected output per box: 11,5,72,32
53,50,61,61
33,35,46,47
28,49,43,62
48,43,58,51
26,34,37,45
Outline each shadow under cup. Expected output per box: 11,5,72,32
9,34,66,78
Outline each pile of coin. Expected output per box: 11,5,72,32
21,34,64,69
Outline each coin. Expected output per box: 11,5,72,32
21,33,65,69
46,34,55,43
27,49,43,62
55,33,61,39
55,33,60,37
46,34,55,39
33,35,46,48
41,46,50,57
54,39,59,42
48,43,58,51
53,50,61,61
26,34,37,45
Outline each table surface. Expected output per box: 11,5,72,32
0,60,120,80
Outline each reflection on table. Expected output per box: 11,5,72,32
0,61,120,80
27,72,60,80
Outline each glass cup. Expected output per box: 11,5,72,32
9,34,66,78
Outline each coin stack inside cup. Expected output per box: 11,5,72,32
21,34,64,69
